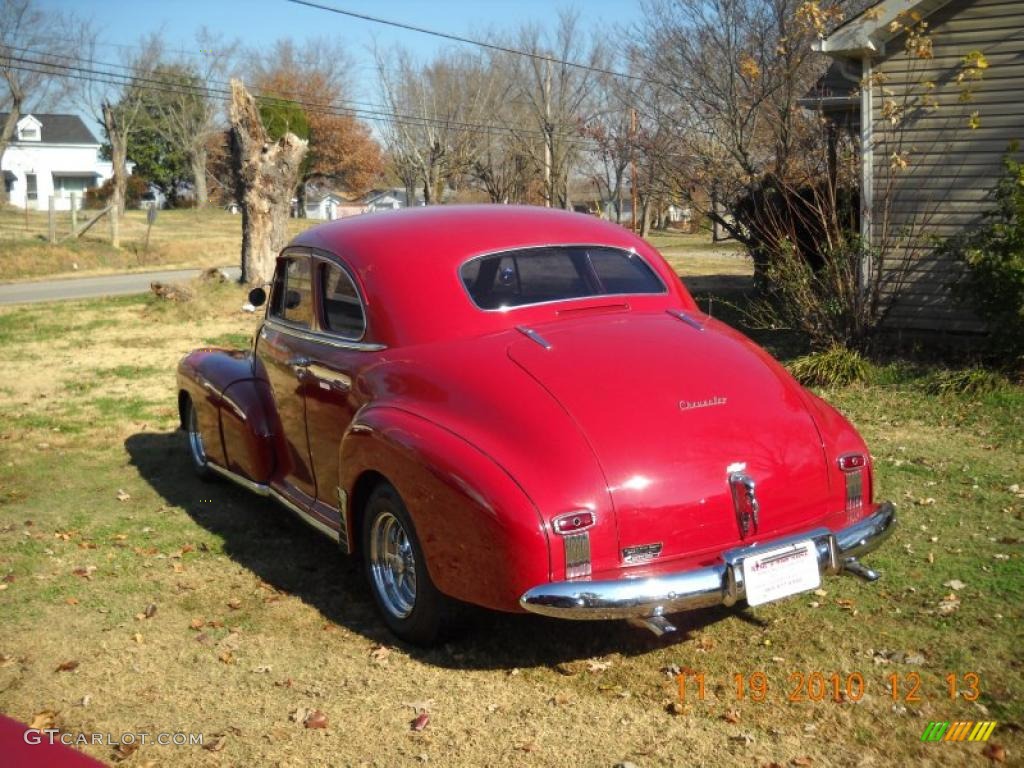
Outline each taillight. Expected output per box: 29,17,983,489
838,453,866,513
552,510,595,534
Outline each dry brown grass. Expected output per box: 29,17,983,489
0,266,1020,767
0,206,318,281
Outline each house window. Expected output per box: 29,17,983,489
25,174,37,202
18,127,38,141
53,175,94,195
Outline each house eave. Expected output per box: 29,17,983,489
816,0,955,59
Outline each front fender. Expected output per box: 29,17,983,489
177,348,277,483
339,406,551,612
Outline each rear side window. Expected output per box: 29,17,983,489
270,256,313,328
320,262,366,339
461,246,664,310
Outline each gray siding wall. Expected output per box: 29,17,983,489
869,0,1023,332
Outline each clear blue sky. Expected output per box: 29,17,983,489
36,0,639,108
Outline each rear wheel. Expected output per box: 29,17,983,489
184,396,214,481
362,483,449,646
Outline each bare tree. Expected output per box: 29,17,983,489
0,0,72,205
501,11,604,209
631,0,834,243
377,48,497,204
229,79,308,285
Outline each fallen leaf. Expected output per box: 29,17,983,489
218,651,235,664
78,695,91,707
554,662,578,676
938,593,961,615
723,709,740,723
116,490,131,502
411,712,430,732
275,678,293,688
730,732,755,744
55,660,79,672
227,599,242,610
944,579,966,591
111,742,138,761
72,566,96,580
143,603,157,618
203,735,226,752
792,758,813,767
29,710,57,730
666,701,686,716
517,741,537,752
133,633,143,644
304,709,328,729
550,692,572,706
982,742,1006,763
189,617,204,630
586,658,612,673
369,644,391,664
65,596,79,605
195,633,211,645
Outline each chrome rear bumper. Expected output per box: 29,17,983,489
519,502,896,621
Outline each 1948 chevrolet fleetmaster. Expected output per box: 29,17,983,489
177,205,895,645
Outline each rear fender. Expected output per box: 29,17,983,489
339,406,550,613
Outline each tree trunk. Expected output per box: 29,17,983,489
296,179,307,218
229,79,308,286
0,105,21,206
101,102,129,220
190,146,209,207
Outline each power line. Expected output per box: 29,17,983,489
4,56,608,151
284,0,650,85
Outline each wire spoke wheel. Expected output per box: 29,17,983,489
369,511,417,618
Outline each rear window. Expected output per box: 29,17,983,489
460,246,665,310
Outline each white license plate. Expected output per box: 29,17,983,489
742,540,821,607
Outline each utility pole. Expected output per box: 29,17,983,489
543,59,552,208
629,107,638,233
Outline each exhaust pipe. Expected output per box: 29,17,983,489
842,558,880,582
627,615,677,636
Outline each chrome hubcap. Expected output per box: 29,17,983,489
369,511,417,618
187,404,206,467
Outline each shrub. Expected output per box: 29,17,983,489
787,345,870,388
924,367,1009,396
84,175,149,209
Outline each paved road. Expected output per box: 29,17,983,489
0,266,242,305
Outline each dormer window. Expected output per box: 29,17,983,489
16,115,42,142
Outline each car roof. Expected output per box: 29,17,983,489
287,204,693,347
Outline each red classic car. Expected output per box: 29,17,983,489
177,205,895,645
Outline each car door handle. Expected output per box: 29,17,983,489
287,357,311,378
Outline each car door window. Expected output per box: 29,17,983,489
319,262,366,340
270,256,313,328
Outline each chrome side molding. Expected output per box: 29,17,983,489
205,462,342,545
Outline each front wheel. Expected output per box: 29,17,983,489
362,483,450,646
184,395,214,481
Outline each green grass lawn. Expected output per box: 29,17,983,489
0,273,1019,766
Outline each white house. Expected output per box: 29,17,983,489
1,113,118,211
363,187,424,212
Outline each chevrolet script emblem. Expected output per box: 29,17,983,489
728,470,760,537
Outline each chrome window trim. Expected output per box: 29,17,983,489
311,250,369,343
458,242,668,312
268,250,316,330
262,318,387,352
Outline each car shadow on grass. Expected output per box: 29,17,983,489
126,430,758,669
